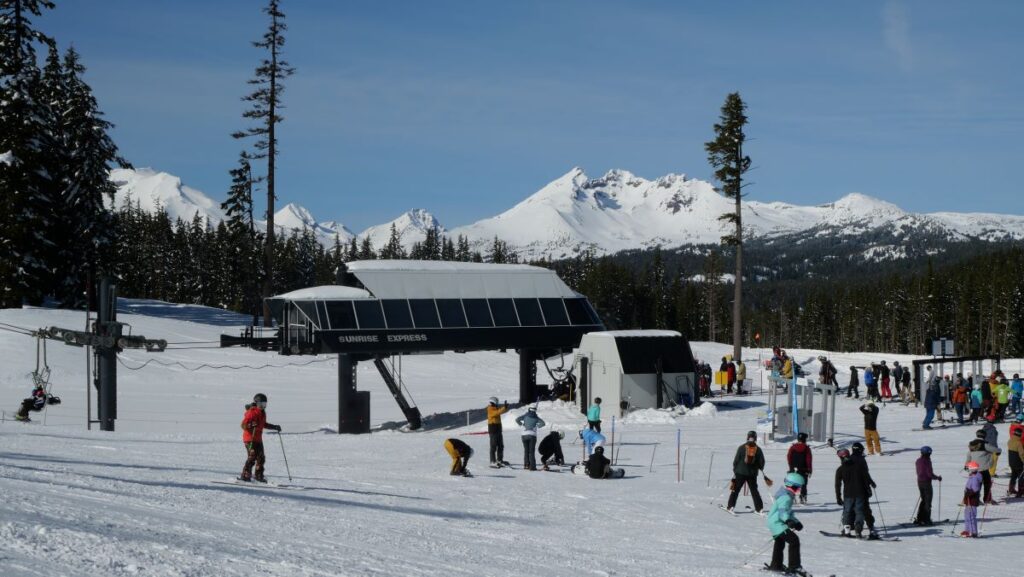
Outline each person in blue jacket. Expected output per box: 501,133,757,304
579,427,606,457
587,397,602,432
765,472,806,575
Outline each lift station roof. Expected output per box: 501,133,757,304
267,260,604,356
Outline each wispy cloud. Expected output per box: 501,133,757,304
882,0,913,71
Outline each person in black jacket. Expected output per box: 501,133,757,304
835,446,877,539
859,400,882,455
585,446,612,479
538,430,565,470
726,431,771,513
787,432,813,504
847,366,860,399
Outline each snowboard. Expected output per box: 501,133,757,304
897,518,951,528
570,463,625,478
818,529,899,541
212,478,302,490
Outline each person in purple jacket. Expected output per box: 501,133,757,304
913,446,942,525
961,461,982,537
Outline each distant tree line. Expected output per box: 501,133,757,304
549,245,1024,358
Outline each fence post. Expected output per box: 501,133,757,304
676,429,681,483
706,451,715,488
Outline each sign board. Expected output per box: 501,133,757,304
756,409,773,433
931,338,955,357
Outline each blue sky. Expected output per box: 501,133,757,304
44,0,1024,230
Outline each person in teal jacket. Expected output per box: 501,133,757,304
765,472,805,574
587,397,602,432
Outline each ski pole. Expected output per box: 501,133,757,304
738,536,775,568
950,504,962,535
277,431,292,482
909,496,921,523
937,479,942,521
873,489,888,535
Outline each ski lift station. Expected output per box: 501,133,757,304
223,260,699,433
574,331,699,416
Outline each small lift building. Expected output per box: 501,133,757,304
224,260,604,433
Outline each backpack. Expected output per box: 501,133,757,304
745,444,758,464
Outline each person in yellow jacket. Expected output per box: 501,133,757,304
781,356,794,380
736,360,747,395
487,397,510,468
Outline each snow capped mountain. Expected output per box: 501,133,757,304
108,167,1024,261
359,209,445,249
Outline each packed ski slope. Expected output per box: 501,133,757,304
2,302,1023,577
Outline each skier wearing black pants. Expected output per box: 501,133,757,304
914,446,942,525
787,432,813,504
486,397,509,467
726,431,770,513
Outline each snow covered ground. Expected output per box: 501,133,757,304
2,301,1023,577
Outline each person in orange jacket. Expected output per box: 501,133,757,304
487,397,510,468
240,393,281,482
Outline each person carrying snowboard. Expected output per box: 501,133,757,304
787,432,813,504
961,461,982,538
726,431,771,514
487,397,510,468
240,393,281,483
914,446,942,525
765,472,806,575
515,406,545,471
443,438,474,477
538,430,565,470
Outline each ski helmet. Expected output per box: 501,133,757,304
836,448,851,460
797,432,808,443
557,431,565,440
253,393,268,403
746,430,757,441
920,446,932,455
1016,413,1024,423
594,446,604,455
851,442,864,454
966,461,980,472
1013,428,1023,438
488,397,498,405
784,472,806,488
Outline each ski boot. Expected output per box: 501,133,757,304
14,413,30,422
866,531,881,540
254,476,268,484
762,563,786,573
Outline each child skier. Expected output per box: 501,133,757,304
240,393,282,482
961,461,982,537
765,472,806,575
443,438,474,477
965,431,999,504
914,446,942,525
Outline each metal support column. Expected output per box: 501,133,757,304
338,354,370,434
96,278,119,432
519,349,538,404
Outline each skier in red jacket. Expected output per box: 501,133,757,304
787,432,813,504
240,393,281,482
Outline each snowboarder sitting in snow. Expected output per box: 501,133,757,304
14,384,59,422
584,445,612,479
240,393,281,483
765,472,806,575
444,438,474,477
579,427,606,457
726,431,770,514
538,430,565,470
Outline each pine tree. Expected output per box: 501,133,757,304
222,152,262,318
380,222,405,259
0,0,57,306
705,92,751,363
233,0,295,325
455,234,471,262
